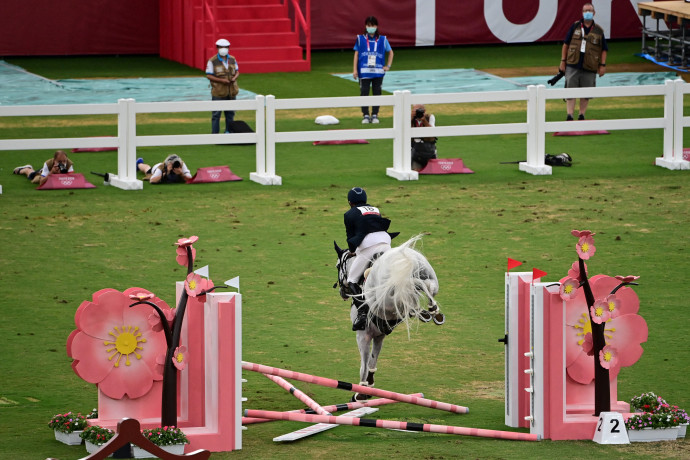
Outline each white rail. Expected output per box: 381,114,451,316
1,83,687,190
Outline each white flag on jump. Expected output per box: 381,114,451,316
225,276,240,291
194,265,209,278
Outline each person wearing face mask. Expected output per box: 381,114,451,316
558,3,607,121
353,16,394,124
206,38,240,134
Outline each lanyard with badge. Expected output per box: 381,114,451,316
580,24,588,53
366,36,378,67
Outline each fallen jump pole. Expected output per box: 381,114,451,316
242,393,424,425
244,409,540,441
263,373,331,416
242,361,468,414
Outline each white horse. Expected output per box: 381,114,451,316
334,235,444,400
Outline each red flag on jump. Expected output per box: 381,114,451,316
532,268,547,281
507,258,523,271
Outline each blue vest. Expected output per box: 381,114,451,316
355,34,387,79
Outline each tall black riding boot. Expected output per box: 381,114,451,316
349,282,369,331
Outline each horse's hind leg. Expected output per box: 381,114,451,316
353,329,373,402
365,335,384,387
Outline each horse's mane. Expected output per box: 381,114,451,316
363,235,439,337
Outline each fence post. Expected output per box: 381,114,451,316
250,94,282,185
109,98,143,190
249,95,268,183
656,79,690,170
386,90,417,180
520,85,551,175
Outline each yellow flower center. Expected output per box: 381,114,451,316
581,242,590,253
176,352,184,363
603,350,613,362
188,279,197,290
564,284,574,294
104,326,146,367
607,301,616,312
594,306,604,317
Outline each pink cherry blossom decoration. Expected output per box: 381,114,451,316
581,332,594,356
590,300,611,324
175,236,198,247
129,292,154,301
599,345,619,370
576,235,596,260
185,273,204,297
604,294,621,319
571,230,595,238
66,288,167,399
564,274,648,384
559,277,580,300
614,275,640,283
172,346,187,371
567,261,588,280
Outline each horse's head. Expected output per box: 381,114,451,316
334,241,352,300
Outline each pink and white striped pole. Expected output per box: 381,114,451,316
263,373,331,416
242,393,424,425
244,409,539,441
242,361,468,414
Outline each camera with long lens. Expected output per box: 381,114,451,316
57,162,69,174
548,71,565,86
415,108,425,119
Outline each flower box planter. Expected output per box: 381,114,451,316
627,426,679,442
131,444,185,458
54,429,83,445
85,440,113,457
678,423,688,439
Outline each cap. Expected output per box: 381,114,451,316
348,187,367,205
215,39,230,47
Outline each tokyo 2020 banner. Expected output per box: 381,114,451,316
312,0,649,49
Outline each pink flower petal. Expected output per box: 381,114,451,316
175,236,199,247
614,275,640,283
185,273,204,297
576,235,596,260
559,277,580,300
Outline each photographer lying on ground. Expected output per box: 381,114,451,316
13,150,74,186
410,104,438,171
136,154,192,184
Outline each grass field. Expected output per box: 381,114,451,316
1,41,689,459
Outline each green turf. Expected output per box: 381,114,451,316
1,45,689,459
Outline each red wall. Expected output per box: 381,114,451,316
311,0,644,49
0,0,644,57
0,0,159,56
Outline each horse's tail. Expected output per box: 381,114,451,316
363,235,438,335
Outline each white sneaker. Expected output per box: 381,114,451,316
371,115,380,124
362,115,370,124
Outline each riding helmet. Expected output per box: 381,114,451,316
348,187,367,204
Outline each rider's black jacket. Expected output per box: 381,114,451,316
344,203,397,252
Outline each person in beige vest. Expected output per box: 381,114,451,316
558,3,608,121
206,38,240,134
13,150,74,186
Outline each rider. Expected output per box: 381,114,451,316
344,187,398,331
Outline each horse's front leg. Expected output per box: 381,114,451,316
365,334,384,387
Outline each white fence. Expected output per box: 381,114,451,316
1,82,688,190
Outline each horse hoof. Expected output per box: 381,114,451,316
433,312,445,325
417,310,432,322
352,393,371,402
